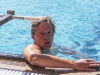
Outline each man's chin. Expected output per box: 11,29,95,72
45,47,51,49
43,46,51,50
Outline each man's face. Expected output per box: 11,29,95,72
33,22,54,49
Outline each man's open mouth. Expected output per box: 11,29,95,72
45,42,50,45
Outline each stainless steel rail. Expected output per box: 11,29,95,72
0,10,40,26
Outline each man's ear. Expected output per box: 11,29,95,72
31,35,34,39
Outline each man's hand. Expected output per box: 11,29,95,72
74,59,100,71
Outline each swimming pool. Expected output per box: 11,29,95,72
0,0,100,61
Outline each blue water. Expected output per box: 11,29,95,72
0,0,100,61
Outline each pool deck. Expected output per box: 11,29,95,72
0,55,100,75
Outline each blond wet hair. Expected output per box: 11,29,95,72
31,16,55,35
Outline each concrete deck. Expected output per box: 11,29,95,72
0,55,100,75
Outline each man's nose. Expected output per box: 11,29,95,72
44,34,49,40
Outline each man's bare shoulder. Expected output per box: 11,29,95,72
23,44,41,54
24,44,39,50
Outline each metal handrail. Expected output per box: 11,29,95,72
0,14,39,21
0,10,42,26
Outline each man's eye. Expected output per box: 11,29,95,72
48,31,53,34
40,33,44,35
48,32,51,34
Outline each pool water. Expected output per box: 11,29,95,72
0,0,100,61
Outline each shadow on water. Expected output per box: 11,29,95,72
80,19,100,61
51,16,100,61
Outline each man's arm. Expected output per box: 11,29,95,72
23,44,100,71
